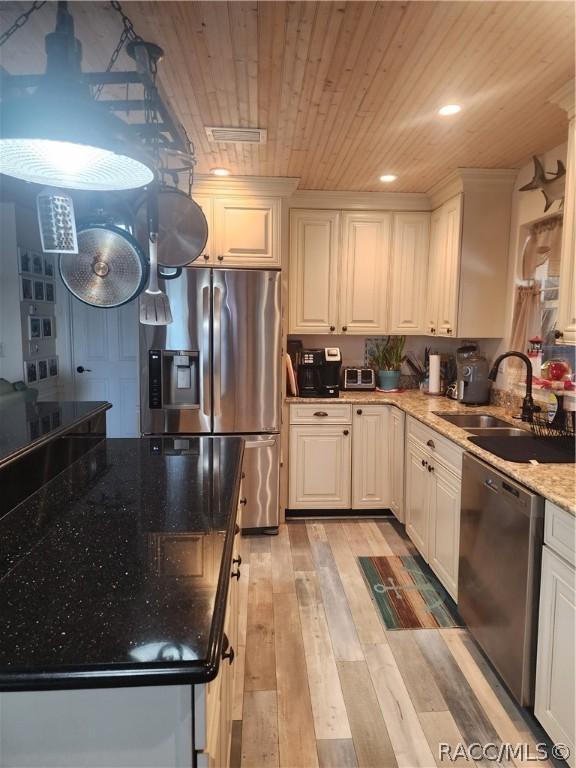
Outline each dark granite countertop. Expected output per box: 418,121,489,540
0,400,111,469
0,435,244,691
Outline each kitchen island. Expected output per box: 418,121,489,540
0,434,245,767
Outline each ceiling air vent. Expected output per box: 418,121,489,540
205,126,267,145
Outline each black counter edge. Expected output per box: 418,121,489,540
0,401,112,471
0,440,245,692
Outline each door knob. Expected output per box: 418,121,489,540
217,255,224,262
343,429,349,436
427,464,435,472
76,366,91,373
342,326,348,332
357,409,363,415
329,325,336,332
203,253,210,261
421,459,428,467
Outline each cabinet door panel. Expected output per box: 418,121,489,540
340,212,390,334
557,119,576,344
191,195,214,266
404,436,429,557
389,407,405,522
535,547,575,765
289,424,351,509
389,213,430,334
426,208,444,337
437,196,461,337
214,197,280,267
428,463,461,600
352,405,390,509
289,210,340,334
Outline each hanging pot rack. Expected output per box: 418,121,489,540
0,1,195,171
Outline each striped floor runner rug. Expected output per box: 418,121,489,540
358,554,463,630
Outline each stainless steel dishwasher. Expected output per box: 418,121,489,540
459,453,544,707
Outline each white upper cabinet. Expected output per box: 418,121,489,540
436,195,461,337
289,210,340,334
557,114,576,344
192,194,214,266
426,208,444,336
339,212,391,335
389,212,430,335
213,196,281,267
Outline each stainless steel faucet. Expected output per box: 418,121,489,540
488,352,540,422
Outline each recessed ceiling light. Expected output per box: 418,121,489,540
210,167,231,176
379,174,397,183
438,104,461,116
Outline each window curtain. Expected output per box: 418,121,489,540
508,284,542,373
521,216,563,279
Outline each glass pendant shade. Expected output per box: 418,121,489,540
0,91,155,191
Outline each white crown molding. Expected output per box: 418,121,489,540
288,189,432,211
549,79,576,121
192,174,300,197
427,168,518,208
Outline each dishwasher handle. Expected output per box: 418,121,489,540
483,477,499,493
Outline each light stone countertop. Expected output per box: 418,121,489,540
287,391,576,516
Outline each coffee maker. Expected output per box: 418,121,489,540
456,344,490,405
297,348,342,398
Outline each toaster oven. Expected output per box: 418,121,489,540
343,367,376,391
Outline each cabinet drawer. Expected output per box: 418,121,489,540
290,403,352,424
545,501,575,567
406,416,462,475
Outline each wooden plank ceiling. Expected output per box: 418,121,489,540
0,1,574,192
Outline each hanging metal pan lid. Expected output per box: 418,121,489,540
59,223,149,308
134,185,208,268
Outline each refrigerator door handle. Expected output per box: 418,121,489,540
245,438,276,448
202,285,212,418
213,285,222,417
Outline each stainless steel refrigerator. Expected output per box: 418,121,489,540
140,268,281,533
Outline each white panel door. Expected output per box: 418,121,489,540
289,210,340,334
340,212,391,335
191,194,214,266
389,407,405,522
535,547,576,766
352,405,390,509
428,462,461,600
71,299,139,437
213,197,280,267
426,208,444,337
404,435,429,557
437,195,462,337
389,212,430,334
289,424,351,509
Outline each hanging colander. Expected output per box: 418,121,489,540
59,222,148,308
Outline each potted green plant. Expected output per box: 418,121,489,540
368,335,406,391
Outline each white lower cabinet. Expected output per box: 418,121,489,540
289,423,352,509
389,407,405,521
535,503,575,767
352,405,390,509
404,417,462,600
288,403,397,512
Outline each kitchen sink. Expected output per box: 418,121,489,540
434,412,511,428
465,427,528,437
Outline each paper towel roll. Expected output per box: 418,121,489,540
429,354,441,394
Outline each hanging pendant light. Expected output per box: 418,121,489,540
0,2,155,191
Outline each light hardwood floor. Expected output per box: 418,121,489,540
232,519,552,768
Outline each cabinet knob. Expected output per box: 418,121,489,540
421,458,428,467
430,327,436,335
554,330,564,340
427,464,435,473
329,325,336,332
343,429,349,436
231,568,241,580
426,439,435,449
217,255,224,262
356,409,363,415
314,411,328,417
447,328,452,335
342,326,348,332
233,555,242,567
203,253,210,261
222,637,235,665
240,497,247,505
